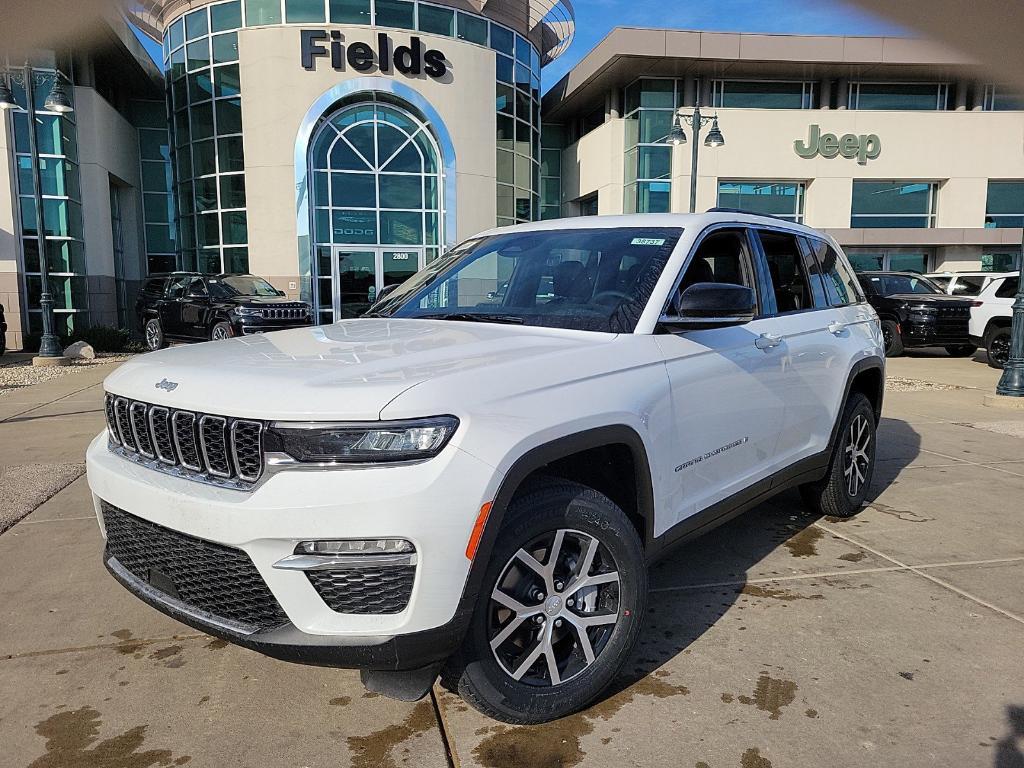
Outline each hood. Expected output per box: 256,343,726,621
886,294,973,306
226,296,309,306
103,318,614,421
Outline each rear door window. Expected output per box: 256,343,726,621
756,230,817,313
808,240,864,306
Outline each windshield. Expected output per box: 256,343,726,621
208,275,280,298
867,274,940,296
369,227,684,333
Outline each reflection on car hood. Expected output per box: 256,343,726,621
102,318,613,421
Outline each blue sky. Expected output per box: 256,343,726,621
130,0,906,90
542,0,906,88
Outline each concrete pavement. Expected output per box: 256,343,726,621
1,354,1023,767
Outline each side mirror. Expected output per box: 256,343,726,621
370,283,399,308
659,282,756,332
276,289,286,296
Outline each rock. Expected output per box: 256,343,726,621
63,340,95,359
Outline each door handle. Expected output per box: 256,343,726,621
827,321,846,335
755,332,783,350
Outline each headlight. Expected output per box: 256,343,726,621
265,416,459,463
232,306,263,317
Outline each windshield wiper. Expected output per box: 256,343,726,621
417,312,525,325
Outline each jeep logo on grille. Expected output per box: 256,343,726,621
155,379,179,392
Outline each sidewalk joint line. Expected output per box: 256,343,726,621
814,522,1024,626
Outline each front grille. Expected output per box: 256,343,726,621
261,307,306,320
105,394,263,488
307,567,416,614
102,502,289,633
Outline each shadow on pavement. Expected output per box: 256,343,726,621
591,416,922,709
995,706,1024,768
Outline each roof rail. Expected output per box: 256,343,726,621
705,207,796,223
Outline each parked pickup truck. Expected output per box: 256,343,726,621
88,212,884,723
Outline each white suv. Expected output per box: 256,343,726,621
87,213,884,723
969,272,1020,368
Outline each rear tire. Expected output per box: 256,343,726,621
944,344,977,357
985,327,1011,370
881,320,903,357
447,479,647,724
144,318,167,351
800,393,877,519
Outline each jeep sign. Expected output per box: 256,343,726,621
794,124,881,165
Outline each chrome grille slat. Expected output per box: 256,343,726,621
148,407,176,465
104,395,121,446
231,420,263,483
114,397,135,451
172,411,202,471
199,415,231,478
130,402,155,459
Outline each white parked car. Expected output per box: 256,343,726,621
969,272,1021,368
925,271,1000,297
87,212,884,723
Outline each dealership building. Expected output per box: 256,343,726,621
3,2,1024,349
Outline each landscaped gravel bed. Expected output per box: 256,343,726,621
886,375,961,393
0,354,134,395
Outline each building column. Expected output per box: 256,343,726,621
954,80,969,110
605,88,620,120
820,79,833,109
971,81,987,110
681,76,697,108
835,78,849,109
698,76,711,108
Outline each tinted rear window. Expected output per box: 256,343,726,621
996,277,1019,298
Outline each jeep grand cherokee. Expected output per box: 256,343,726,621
88,212,884,723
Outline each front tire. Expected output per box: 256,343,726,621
986,327,1011,369
800,393,877,519
210,321,232,341
881,320,903,357
944,344,977,357
448,480,647,724
144,318,167,351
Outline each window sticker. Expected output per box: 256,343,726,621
631,237,666,246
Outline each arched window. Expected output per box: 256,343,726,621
309,99,443,320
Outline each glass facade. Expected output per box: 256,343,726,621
848,82,949,110
850,181,937,228
165,1,247,273
623,79,675,213
846,250,931,273
539,124,563,220
717,182,805,222
133,101,175,274
983,85,1024,111
711,80,814,109
985,181,1024,228
163,0,543,270
10,61,88,335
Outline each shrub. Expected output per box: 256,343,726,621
21,325,135,354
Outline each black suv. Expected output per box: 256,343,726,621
857,271,975,357
137,273,312,351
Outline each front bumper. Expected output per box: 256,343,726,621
86,432,497,669
233,318,313,335
901,319,972,348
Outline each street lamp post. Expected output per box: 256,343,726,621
995,255,1024,397
0,64,75,365
666,104,725,213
